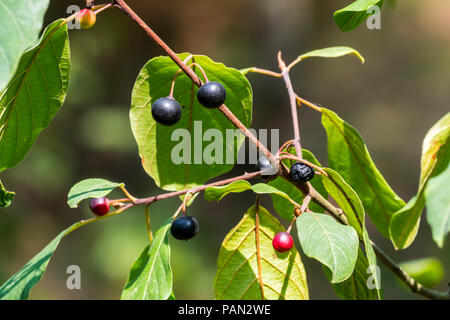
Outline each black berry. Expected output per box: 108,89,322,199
256,156,276,176
151,97,182,126
89,197,110,216
197,81,227,109
289,162,315,182
171,216,199,240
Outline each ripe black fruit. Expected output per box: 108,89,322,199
151,97,182,126
256,156,276,176
289,162,315,182
197,81,227,109
171,216,199,240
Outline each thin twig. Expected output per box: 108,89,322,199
371,242,450,300
114,0,275,162
145,205,153,243
278,52,302,159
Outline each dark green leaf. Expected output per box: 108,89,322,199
324,248,380,300
321,168,381,297
321,108,405,238
67,178,124,208
321,168,364,237
205,180,300,209
0,20,71,172
130,54,252,191
0,221,81,300
334,0,384,32
121,219,172,300
0,180,15,208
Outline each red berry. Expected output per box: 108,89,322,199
89,197,110,216
272,232,293,253
77,9,96,29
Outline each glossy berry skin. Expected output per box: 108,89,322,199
256,156,276,176
89,197,110,216
289,162,315,183
197,81,227,109
77,9,96,29
151,97,182,126
171,216,199,240
272,232,294,253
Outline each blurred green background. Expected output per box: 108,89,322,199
0,0,449,299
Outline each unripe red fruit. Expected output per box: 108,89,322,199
77,9,96,29
272,232,294,253
89,197,110,216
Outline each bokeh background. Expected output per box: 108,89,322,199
0,0,449,299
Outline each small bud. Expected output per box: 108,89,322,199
77,9,97,30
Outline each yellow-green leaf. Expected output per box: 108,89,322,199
215,205,308,300
390,113,450,249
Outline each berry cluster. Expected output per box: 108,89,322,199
151,78,227,126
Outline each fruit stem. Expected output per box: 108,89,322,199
279,154,328,176
286,216,297,234
169,63,208,97
277,139,295,155
93,3,113,15
145,205,154,243
295,95,322,112
119,185,137,203
244,67,282,78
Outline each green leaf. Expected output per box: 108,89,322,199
321,108,405,238
130,53,252,191
205,180,300,209
0,19,71,172
0,221,81,300
321,168,382,297
399,258,445,288
67,178,124,208
362,228,382,299
121,219,172,300
269,148,328,219
321,168,364,237
0,179,15,208
296,212,359,283
325,248,380,300
390,113,450,249
215,205,308,300
425,145,450,248
0,0,50,92
204,180,253,202
294,47,365,64
334,0,384,32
